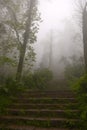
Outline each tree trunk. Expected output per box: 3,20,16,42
16,0,35,81
49,31,53,70
82,3,87,72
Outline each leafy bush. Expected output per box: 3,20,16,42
72,75,87,129
23,68,53,89
22,73,36,89
0,77,24,95
72,75,87,93
64,56,87,129
0,77,18,115
0,68,53,94
64,56,85,87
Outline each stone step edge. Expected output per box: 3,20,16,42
11,97,76,100
0,116,79,121
0,124,76,130
9,103,78,106
6,109,79,112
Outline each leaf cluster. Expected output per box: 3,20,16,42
71,74,87,129
23,68,53,89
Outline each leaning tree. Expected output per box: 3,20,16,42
0,0,41,81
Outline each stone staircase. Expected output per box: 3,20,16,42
0,90,80,130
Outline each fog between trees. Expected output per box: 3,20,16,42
34,0,85,78
0,0,86,81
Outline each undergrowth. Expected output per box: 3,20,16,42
71,74,87,129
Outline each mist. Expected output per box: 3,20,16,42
34,0,83,78
0,0,84,79
0,1,87,129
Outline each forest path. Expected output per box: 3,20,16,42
0,90,80,130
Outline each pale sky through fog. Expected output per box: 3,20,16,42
34,0,82,70
38,0,74,35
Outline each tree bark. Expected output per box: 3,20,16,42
16,0,35,81
82,3,87,72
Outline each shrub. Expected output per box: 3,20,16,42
23,68,53,89
22,73,36,89
0,77,25,95
64,56,85,87
72,74,87,129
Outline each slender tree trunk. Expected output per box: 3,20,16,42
49,31,53,70
82,3,87,72
16,0,35,81
16,46,25,81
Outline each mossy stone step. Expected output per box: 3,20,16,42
0,116,79,128
5,109,79,119
0,90,80,129
19,91,76,98
18,94,75,98
0,124,78,130
23,90,74,93
8,103,78,110
11,97,77,104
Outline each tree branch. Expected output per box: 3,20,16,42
1,0,22,48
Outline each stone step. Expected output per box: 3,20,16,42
0,124,78,130
19,91,76,98
5,109,79,118
8,103,78,110
0,125,34,130
23,90,74,94
0,90,79,129
11,97,77,104
19,94,75,98
0,116,79,128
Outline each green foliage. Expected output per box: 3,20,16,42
0,78,15,116
72,75,87,93
0,56,17,66
64,56,85,87
0,68,53,94
0,76,25,116
0,76,25,96
0,95,12,115
23,68,53,89
72,75,87,129
64,55,87,129
0,0,41,79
